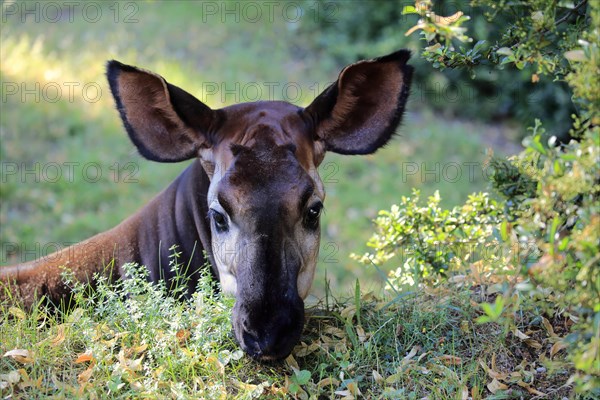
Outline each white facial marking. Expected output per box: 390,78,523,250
203,149,325,300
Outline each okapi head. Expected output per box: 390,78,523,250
109,50,412,360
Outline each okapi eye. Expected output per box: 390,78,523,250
210,210,229,233
304,202,323,230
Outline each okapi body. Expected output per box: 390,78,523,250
1,50,413,360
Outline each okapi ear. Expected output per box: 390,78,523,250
304,50,413,155
106,60,220,162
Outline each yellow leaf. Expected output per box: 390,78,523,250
130,343,148,354
432,11,464,26
460,320,470,333
18,371,43,390
346,381,361,396
487,378,508,394
385,373,402,384
479,358,509,381
206,354,225,374
3,349,34,364
8,307,26,320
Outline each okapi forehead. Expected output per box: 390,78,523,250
228,136,306,187
219,137,314,218
217,101,315,169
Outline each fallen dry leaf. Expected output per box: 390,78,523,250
74,352,95,364
541,317,557,337
50,324,67,347
550,341,568,358
324,325,346,338
524,339,543,349
436,355,462,365
403,345,420,362
340,305,356,321
372,370,384,385
385,372,403,384
517,380,546,396
294,342,319,357
3,349,34,364
513,328,530,340
471,385,481,400
487,378,508,394
77,366,94,384
206,354,225,374
317,377,340,388
17,371,43,390
0,370,21,384
479,358,509,381
176,329,191,345
346,381,361,397
356,325,369,342
460,385,469,400
285,354,299,371
334,389,355,399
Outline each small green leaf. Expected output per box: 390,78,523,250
500,220,510,242
529,136,547,155
402,5,417,15
496,47,514,56
294,370,311,385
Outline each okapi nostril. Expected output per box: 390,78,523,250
242,330,262,355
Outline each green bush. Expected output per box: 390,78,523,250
352,190,500,288
356,0,599,394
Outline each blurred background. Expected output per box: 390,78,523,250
2,0,559,296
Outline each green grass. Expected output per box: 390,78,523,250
0,255,577,398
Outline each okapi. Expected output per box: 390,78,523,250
0,50,413,360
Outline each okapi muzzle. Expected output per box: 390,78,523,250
0,50,413,360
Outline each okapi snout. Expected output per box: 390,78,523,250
1,50,413,361
233,294,305,360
